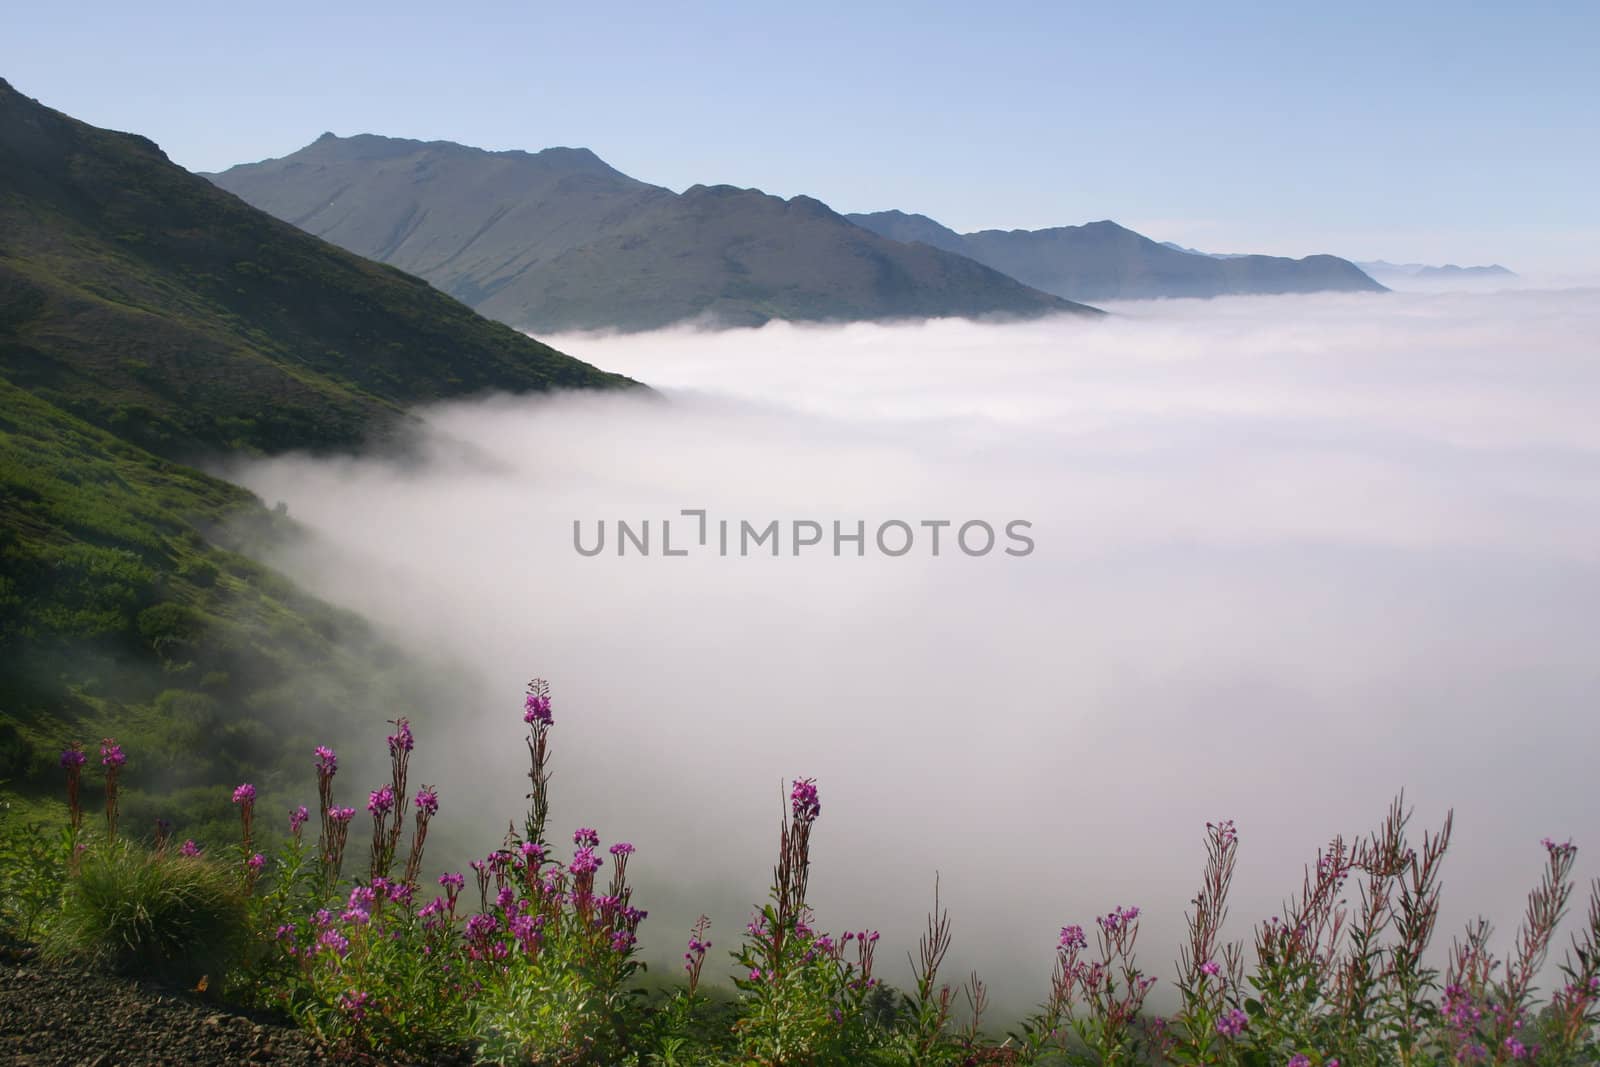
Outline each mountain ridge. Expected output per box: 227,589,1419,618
208,134,1101,332
848,210,1386,302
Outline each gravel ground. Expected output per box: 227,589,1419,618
0,949,337,1066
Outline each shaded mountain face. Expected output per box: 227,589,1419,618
0,79,632,462
849,211,1386,302
208,136,1099,332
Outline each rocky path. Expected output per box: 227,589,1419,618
0,952,335,1066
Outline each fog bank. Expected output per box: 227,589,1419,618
235,289,1600,1011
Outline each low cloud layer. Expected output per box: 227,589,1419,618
235,289,1600,1010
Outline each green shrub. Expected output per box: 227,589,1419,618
43,839,249,983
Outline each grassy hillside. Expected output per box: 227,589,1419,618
208,133,1100,332
0,78,626,822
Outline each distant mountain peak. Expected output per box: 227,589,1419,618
848,210,1385,301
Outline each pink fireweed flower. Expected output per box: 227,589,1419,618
790,778,820,821
414,786,439,817
440,872,465,891
247,853,265,871
59,747,86,769
1287,1057,1311,1067
519,842,544,863
314,746,338,775
232,783,256,805
367,785,395,817
609,842,634,856
1059,925,1088,952
1200,960,1222,977
289,805,309,834
100,739,126,768
179,839,202,857
1216,1009,1248,1037
1542,836,1577,859
338,990,369,1022
570,847,602,875
523,692,553,727
329,806,356,823
387,718,413,756
574,827,599,847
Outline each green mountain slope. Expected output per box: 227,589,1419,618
0,80,633,462
207,134,1100,332
0,79,623,822
847,211,1387,302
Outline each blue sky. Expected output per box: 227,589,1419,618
5,1,1596,275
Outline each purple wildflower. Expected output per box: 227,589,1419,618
574,827,600,847
609,842,635,856
232,783,255,806
315,927,347,966
387,718,414,756
790,778,821,821
337,990,369,1022
179,839,202,857
367,786,394,817
1216,1009,1248,1038
100,740,126,768
289,805,310,834
59,747,86,769
523,693,553,727
414,786,439,817
314,746,338,775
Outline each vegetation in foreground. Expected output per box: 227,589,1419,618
2,680,1597,1066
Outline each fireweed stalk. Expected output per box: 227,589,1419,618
233,783,256,855
1546,877,1600,1061
1169,819,1244,1066
731,778,887,1063
58,744,86,835
99,738,125,840
1246,833,1362,1060
900,878,957,1061
314,746,338,874
522,678,553,847
1444,837,1581,1064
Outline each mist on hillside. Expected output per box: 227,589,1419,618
232,288,1600,1012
